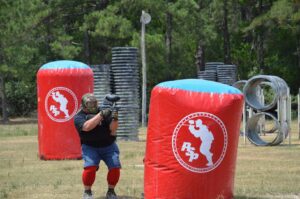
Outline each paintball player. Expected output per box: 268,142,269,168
74,93,120,199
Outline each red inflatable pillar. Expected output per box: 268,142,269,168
37,60,93,160
144,79,244,199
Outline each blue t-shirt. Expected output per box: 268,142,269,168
74,109,116,147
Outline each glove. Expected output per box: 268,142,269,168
100,109,112,120
112,110,118,121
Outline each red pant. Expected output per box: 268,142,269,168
82,166,120,186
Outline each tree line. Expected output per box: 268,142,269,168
1,0,300,122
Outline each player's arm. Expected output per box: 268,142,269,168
110,120,118,136
82,112,103,132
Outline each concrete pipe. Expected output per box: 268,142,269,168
233,80,247,91
246,112,283,146
243,75,289,111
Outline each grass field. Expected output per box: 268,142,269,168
0,120,300,199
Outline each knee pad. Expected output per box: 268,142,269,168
82,166,97,186
107,168,120,186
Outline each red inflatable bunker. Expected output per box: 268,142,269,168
37,60,93,160
144,79,244,199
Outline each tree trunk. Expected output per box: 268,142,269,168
296,30,300,69
43,0,53,60
195,1,206,71
257,29,265,74
96,0,109,10
166,11,172,65
0,75,8,123
84,30,91,65
198,0,204,9
257,0,265,74
223,0,231,64
195,41,205,71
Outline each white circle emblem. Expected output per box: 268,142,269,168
45,87,78,122
172,112,228,173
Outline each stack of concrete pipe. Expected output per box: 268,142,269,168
111,47,140,140
236,75,291,146
217,64,237,85
91,65,111,102
198,62,237,85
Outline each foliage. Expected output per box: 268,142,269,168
232,43,258,80
5,81,36,116
1,0,300,117
49,35,81,59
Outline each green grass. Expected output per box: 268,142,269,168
0,121,300,198
0,125,37,137
0,118,37,137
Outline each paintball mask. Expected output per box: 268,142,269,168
81,93,99,114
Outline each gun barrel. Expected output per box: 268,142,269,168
105,94,120,103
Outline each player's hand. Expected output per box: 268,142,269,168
112,110,118,121
100,109,111,120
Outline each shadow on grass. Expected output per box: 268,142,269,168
0,118,37,125
97,196,141,199
96,195,262,199
234,196,262,199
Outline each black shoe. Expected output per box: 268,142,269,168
83,190,94,199
106,189,117,199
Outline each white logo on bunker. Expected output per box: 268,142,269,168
50,91,70,118
187,119,214,166
45,87,78,122
172,112,227,173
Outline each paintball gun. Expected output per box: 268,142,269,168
85,94,120,122
101,94,120,122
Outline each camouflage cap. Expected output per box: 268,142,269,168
81,93,98,113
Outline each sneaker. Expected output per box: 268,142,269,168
83,191,94,199
106,189,118,199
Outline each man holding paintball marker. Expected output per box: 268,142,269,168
74,93,121,199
